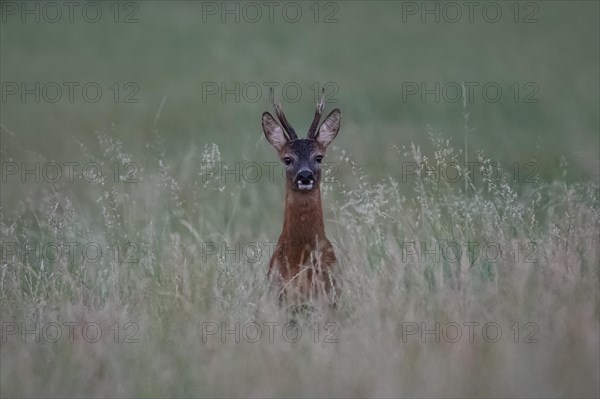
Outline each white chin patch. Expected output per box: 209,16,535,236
297,183,313,190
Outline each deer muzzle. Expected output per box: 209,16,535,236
296,170,315,190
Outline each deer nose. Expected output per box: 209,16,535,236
297,170,314,184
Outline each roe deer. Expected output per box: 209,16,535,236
262,92,341,308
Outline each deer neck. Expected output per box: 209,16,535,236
281,186,326,245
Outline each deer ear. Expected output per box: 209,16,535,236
262,112,287,151
316,109,341,149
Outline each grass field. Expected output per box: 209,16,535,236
1,1,599,397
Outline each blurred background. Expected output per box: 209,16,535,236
2,1,598,185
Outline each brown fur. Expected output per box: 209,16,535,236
262,95,341,306
269,173,337,305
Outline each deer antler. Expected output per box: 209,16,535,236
270,87,297,141
307,88,326,139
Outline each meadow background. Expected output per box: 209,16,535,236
1,1,599,397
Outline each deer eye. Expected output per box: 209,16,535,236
283,157,292,165
315,155,323,163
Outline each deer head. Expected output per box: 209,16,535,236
262,91,341,192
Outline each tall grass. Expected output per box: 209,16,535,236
1,117,598,397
